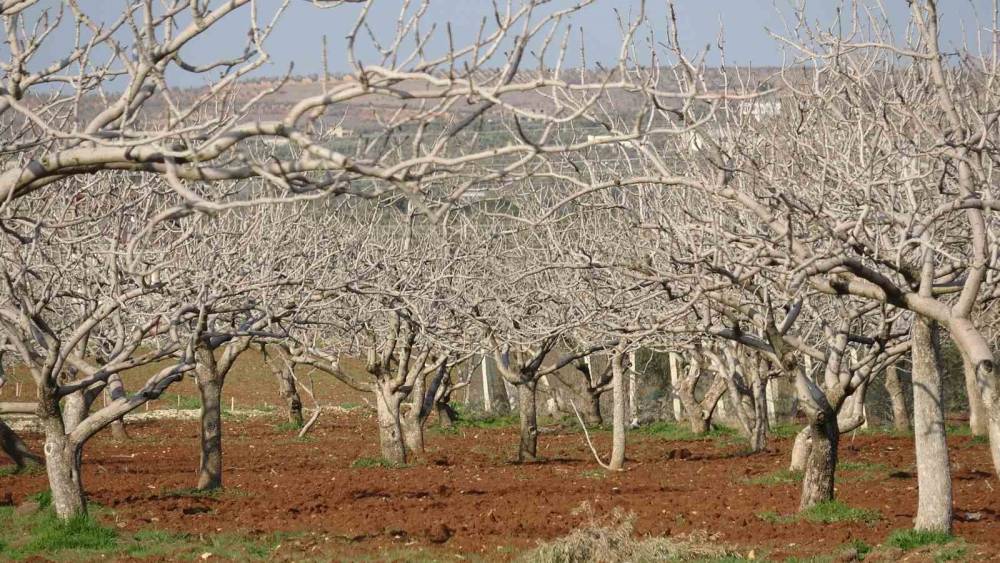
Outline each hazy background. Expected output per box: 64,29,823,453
8,0,997,86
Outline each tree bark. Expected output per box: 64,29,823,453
517,382,538,462
271,362,303,427
375,386,406,465
963,354,988,437
609,354,626,470
107,374,130,440
749,378,768,453
40,398,86,520
799,416,838,510
195,367,223,490
583,390,603,426
789,426,811,472
402,370,426,455
61,390,89,435
885,364,911,432
912,318,952,533
0,419,42,468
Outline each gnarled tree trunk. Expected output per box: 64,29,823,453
375,384,406,465
39,393,86,520
196,361,224,491
271,362,303,427
799,415,838,510
912,318,952,532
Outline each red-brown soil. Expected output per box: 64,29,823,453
3,404,1000,561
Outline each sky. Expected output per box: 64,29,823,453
10,1,997,86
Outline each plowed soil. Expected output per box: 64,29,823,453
4,403,1000,561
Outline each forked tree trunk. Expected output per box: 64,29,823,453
196,367,224,490
0,419,42,468
799,416,838,510
375,386,406,465
912,318,952,532
963,354,988,437
517,382,539,462
884,364,911,432
609,354,626,470
271,363,303,427
39,395,86,520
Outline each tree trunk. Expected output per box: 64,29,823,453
749,378,768,453
799,416,838,510
583,389,603,426
436,401,456,428
272,363,303,427
0,419,42,468
375,386,406,465
963,354,988,437
789,426,811,472
884,364,911,432
40,405,86,520
676,368,710,434
195,368,223,490
609,354,626,470
517,382,538,462
912,318,952,533
402,407,424,456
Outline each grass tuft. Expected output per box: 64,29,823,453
350,457,408,469
741,469,803,486
800,500,881,524
885,529,954,550
274,420,304,432
23,514,118,553
757,500,880,525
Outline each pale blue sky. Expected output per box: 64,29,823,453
10,1,996,86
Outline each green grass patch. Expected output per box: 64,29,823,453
885,529,955,550
741,469,803,486
848,538,872,559
162,393,201,410
945,424,973,437
350,457,408,469
757,500,880,525
634,421,737,442
0,496,118,559
274,420,304,432
801,501,880,524
770,423,803,439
